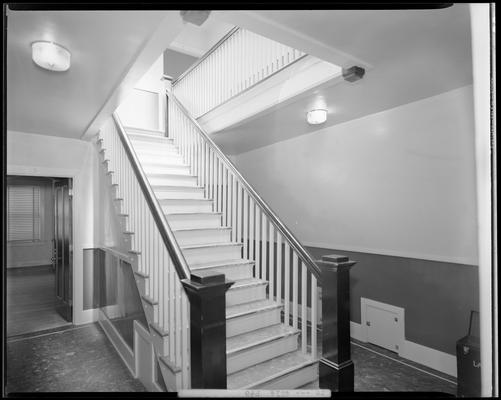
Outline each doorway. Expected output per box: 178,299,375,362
6,175,73,337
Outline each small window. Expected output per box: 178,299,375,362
7,185,41,242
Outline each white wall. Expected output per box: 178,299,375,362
7,130,99,325
117,54,165,131
231,85,478,265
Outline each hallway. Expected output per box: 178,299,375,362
7,266,70,337
5,323,145,393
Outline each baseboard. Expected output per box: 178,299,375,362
400,339,457,378
350,321,364,342
349,321,457,378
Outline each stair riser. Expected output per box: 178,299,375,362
136,154,184,165
183,245,242,264
127,129,169,138
253,363,318,390
167,214,222,230
174,229,231,246
154,188,205,200
227,334,299,374
141,299,157,323
191,264,254,281
133,147,180,157
142,165,191,175
147,176,198,187
129,134,173,143
227,284,267,307
151,329,169,357
133,274,148,295
161,202,213,214
227,308,281,338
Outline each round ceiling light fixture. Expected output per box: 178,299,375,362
32,41,71,72
306,109,327,125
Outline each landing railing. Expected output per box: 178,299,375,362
172,27,306,119
98,115,191,388
167,89,320,359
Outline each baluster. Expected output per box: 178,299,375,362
262,214,267,284
284,242,290,326
181,289,190,386
301,262,307,353
243,191,248,258
222,167,227,226
269,223,274,301
276,233,282,304
255,207,260,278
232,175,237,241
237,183,242,244
169,254,175,358
292,253,299,329
249,197,255,264
218,159,223,215
175,279,182,367
311,275,318,359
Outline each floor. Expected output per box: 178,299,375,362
351,339,457,394
7,266,71,337
5,323,146,393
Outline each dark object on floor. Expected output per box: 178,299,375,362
456,310,481,397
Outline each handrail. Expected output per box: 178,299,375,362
172,26,240,87
112,112,191,280
165,90,321,279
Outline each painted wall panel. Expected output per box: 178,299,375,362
231,85,478,265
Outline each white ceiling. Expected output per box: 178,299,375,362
211,5,473,155
6,9,169,139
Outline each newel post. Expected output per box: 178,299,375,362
317,254,357,392
181,271,234,389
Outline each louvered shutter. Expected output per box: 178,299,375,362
7,185,41,242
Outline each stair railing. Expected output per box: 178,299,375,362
172,27,306,119
98,114,192,388
167,89,321,360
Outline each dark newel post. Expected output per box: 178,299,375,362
181,271,234,389
318,254,357,392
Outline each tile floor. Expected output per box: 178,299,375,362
5,321,457,394
5,323,146,393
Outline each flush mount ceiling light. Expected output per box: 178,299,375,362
32,41,71,72
306,109,327,125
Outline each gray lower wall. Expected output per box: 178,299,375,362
307,246,479,355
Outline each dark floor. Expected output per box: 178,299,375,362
5,323,146,393
7,266,71,337
351,339,457,394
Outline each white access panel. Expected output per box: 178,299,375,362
361,298,405,355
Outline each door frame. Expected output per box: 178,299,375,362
7,166,82,325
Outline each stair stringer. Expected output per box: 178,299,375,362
95,135,185,392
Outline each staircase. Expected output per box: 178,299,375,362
124,126,319,389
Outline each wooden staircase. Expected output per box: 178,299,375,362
123,126,319,389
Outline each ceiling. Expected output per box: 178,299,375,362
210,5,473,155
6,9,170,139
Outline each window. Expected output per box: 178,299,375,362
7,185,41,242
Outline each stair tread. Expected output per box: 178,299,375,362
147,172,196,178
124,127,166,136
227,324,298,354
172,226,231,232
227,350,316,390
159,198,212,203
190,258,254,269
227,299,281,318
128,133,172,141
152,185,204,191
166,211,222,217
230,277,268,289
181,242,241,250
